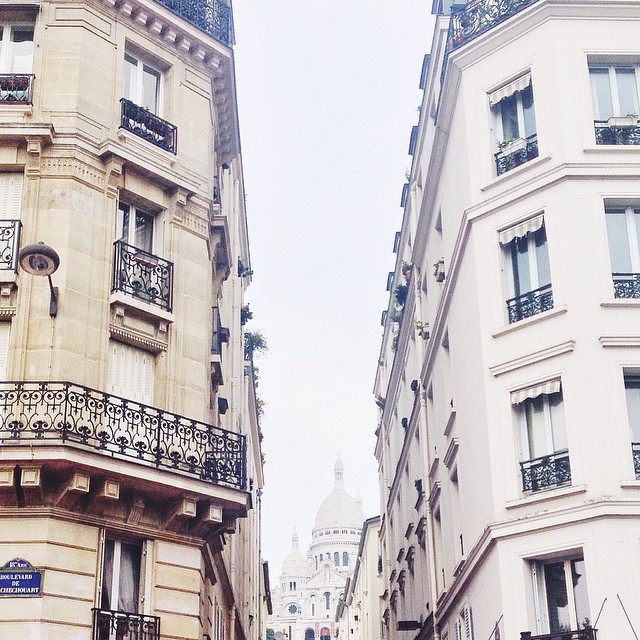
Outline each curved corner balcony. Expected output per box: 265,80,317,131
0,381,246,490
155,0,232,46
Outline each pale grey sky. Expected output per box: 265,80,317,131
233,1,432,577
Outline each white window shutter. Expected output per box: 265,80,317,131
463,606,473,640
0,323,10,379
0,173,23,219
107,341,154,404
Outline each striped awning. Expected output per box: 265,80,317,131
498,214,544,245
510,378,561,405
488,73,531,106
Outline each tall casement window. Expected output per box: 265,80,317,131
0,24,34,104
124,53,161,114
529,557,591,636
101,538,143,614
490,73,538,175
0,322,10,379
512,380,570,493
624,375,640,479
500,215,552,324
605,206,640,298
590,64,640,145
0,173,23,272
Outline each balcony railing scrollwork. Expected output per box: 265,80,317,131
112,240,173,312
520,627,597,640
594,120,640,145
495,134,538,175
0,219,21,272
92,608,160,640
506,283,553,324
0,381,247,490
120,98,177,154
632,442,640,479
520,449,571,493
0,74,34,104
155,0,232,46
612,272,640,299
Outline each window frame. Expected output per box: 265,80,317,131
123,50,163,115
116,201,155,254
589,63,640,121
0,22,34,74
100,537,145,615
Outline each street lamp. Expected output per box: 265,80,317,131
18,241,60,317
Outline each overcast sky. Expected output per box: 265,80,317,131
232,1,433,577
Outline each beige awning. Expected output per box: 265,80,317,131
510,378,561,405
498,214,544,245
488,73,531,107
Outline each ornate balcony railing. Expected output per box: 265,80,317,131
506,282,553,324
520,449,571,493
447,0,539,52
613,273,640,299
594,121,640,145
112,240,173,312
0,381,247,490
92,608,160,640
155,0,232,46
0,219,21,271
120,98,177,154
495,134,539,175
632,442,640,479
520,627,597,640
0,74,34,104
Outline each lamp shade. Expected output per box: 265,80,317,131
18,242,60,277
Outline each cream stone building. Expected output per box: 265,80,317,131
268,458,364,640
0,1,266,639
375,0,640,639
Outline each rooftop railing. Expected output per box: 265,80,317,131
155,0,232,46
0,381,246,490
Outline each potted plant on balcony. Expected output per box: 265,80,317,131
433,258,445,282
497,137,527,155
607,114,639,128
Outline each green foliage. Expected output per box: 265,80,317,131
244,330,267,360
394,283,408,306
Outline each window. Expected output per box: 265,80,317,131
117,202,154,253
624,375,640,478
342,552,348,566
590,65,639,121
124,52,161,114
107,341,154,405
513,380,570,493
0,24,33,73
453,605,473,640
530,557,591,635
0,322,9,379
101,538,143,614
323,592,330,610
500,215,552,323
333,552,339,565
605,206,640,298
0,173,22,271
490,73,538,174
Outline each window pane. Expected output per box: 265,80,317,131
118,542,141,613
10,28,33,73
123,54,137,102
544,561,572,632
625,378,640,441
101,539,115,609
134,211,154,252
142,65,160,113
590,68,614,120
511,236,531,296
571,559,590,629
117,203,130,243
522,84,536,138
500,94,519,141
534,226,550,287
549,392,567,452
615,67,639,117
606,209,632,272
525,396,547,459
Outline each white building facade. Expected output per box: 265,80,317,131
269,458,364,640
374,1,640,640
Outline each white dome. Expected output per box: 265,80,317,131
281,529,310,578
313,457,364,530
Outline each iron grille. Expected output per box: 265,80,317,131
506,283,553,324
154,0,232,46
119,98,177,154
594,121,640,145
613,273,640,299
520,450,571,493
0,220,21,271
495,134,539,175
0,74,34,104
92,609,160,640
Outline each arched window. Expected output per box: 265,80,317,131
319,553,323,562
324,592,331,609
305,630,315,640
320,627,331,640
333,552,339,565
342,552,348,566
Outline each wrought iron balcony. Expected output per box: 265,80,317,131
506,283,553,324
92,608,160,640
120,98,177,154
0,381,247,490
0,74,34,104
633,442,640,479
495,134,539,175
112,240,173,312
0,219,21,271
594,120,640,145
155,0,232,46
613,272,640,299
447,0,539,52
520,627,597,640
520,449,571,493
